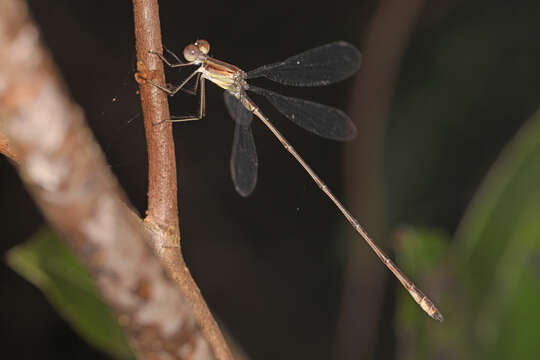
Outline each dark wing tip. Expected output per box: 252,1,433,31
331,111,358,141
342,123,358,141
231,167,257,197
317,41,362,84
232,165,257,197
235,184,255,197
337,41,362,74
230,123,258,197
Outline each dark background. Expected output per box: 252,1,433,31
2,0,539,359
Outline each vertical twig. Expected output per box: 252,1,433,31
132,1,235,359
132,0,179,237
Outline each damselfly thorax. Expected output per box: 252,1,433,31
200,57,248,96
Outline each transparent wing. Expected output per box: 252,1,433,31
230,124,258,197
224,92,258,196
249,86,357,141
247,42,361,87
224,91,253,126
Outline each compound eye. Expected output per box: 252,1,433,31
183,44,200,62
195,39,210,54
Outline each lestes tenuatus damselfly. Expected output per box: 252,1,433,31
146,39,443,321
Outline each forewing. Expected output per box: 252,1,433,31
224,92,258,196
249,86,357,141
247,42,361,87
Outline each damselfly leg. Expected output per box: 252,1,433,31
167,75,206,123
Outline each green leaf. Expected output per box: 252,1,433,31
389,2,540,358
394,227,454,357
395,106,540,360
454,106,540,357
385,0,540,227
395,227,449,275
6,228,134,359
455,104,540,286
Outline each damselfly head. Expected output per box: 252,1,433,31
183,44,201,62
184,40,210,62
194,39,210,54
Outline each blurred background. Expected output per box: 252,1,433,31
2,0,540,359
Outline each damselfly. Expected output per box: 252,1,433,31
146,39,443,321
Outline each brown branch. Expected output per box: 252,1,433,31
335,0,428,358
132,0,179,235
0,1,215,359
0,130,18,163
132,1,234,360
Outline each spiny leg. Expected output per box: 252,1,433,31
168,77,206,123
200,76,206,117
180,72,201,96
147,68,200,97
146,56,205,123
149,48,199,95
149,50,195,68
163,45,183,64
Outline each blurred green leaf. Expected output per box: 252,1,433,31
6,228,133,360
385,1,540,227
394,227,453,360
390,2,540,358
455,106,540,358
395,101,540,360
395,227,449,274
